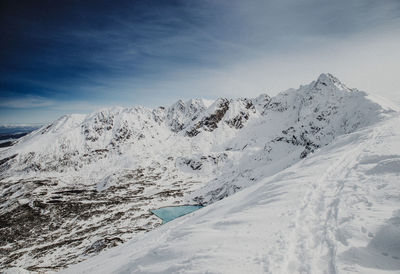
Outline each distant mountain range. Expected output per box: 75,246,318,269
0,124,42,134
0,125,42,149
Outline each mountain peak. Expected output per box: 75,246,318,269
317,73,336,83
313,73,350,91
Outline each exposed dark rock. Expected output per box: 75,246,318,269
226,111,250,129
0,154,17,166
0,141,14,148
186,99,230,137
84,237,124,255
0,165,199,271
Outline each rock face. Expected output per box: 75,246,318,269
0,73,394,272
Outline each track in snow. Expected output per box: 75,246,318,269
61,114,400,273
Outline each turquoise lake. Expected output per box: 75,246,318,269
151,205,203,223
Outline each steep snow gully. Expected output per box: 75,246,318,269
1,73,400,273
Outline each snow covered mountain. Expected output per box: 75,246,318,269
1,73,398,273
61,111,400,274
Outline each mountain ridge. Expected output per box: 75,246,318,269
61,112,400,274
0,73,398,272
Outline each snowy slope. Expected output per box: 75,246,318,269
62,113,400,274
0,73,398,272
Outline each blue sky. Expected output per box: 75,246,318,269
1,0,400,124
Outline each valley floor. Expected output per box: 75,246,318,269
61,114,400,273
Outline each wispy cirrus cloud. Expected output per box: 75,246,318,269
0,96,55,108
